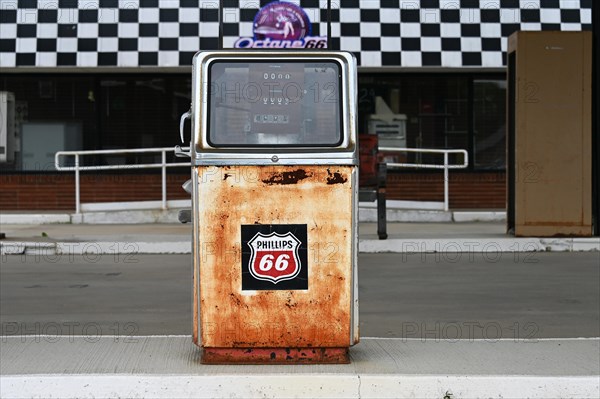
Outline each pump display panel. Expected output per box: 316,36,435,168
207,61,342,147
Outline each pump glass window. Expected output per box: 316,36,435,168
208,61,342,147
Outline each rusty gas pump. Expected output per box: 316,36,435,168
179,50,358,364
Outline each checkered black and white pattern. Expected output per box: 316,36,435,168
0,0,592,68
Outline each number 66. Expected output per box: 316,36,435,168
259,254,290,271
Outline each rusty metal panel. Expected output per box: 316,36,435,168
202,347,349,364
193,165,355,348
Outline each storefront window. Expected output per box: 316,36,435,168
0,74,191,171
358,73,506,170
2,73,506,172
473,79,506,169
0,76,96,171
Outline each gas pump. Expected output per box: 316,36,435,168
179,50,358,364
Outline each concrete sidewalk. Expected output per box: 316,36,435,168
1,220,599,254
2,217,600,254
1,336,598,398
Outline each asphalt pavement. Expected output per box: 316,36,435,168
2,252,598,338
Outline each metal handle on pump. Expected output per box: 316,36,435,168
179,109,192,144
176,109,192,158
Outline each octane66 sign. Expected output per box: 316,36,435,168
234,1,327,49
241,224,308,290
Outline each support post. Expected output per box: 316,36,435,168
377,162,388,240
593,2,599,236
162,150,167,210
75,154,80,214
443,152,449,212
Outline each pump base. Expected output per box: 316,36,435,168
201,347,350,364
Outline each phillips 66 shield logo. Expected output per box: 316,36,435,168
241,224,308,290
248,232,301,283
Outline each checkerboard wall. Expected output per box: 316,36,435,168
0,0,592,68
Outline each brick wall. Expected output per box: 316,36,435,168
0,171,506,211
0,173,190,211
388,171,506,209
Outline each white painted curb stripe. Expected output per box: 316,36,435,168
362,336,600,341
357,237,600,253
0,214,71,224
0,210,505,225
1,374,598,399
55,241,192,255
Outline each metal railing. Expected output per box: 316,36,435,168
379,147,469,211
55,147,189,214
56,146,468,214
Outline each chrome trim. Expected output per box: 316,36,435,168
191,50,358,166
174,145,191,158
351,167,359,345
192,152,357,166
192,167,202,345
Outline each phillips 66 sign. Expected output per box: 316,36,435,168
248,231,301,283
242,224,308,290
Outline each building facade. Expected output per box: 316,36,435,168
0,0,593,210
